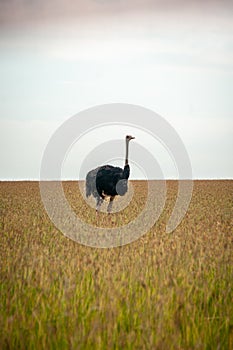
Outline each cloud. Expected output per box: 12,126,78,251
0,2,232,180
1,0,233,28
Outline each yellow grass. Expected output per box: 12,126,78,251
0,180,232,349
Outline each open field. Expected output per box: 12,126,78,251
0,180,233,349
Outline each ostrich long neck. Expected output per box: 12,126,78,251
125,139,130,166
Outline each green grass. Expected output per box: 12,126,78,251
0,180,233,349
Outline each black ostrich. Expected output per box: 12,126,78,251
86,135,135,214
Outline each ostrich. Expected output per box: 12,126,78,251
86,135,135,214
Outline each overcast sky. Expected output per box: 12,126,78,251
0,0,233,179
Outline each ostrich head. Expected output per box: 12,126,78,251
126,135,135,141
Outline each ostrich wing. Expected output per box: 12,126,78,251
85,167,100,198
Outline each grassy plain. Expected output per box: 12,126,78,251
0,180,232,349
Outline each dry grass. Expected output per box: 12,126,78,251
0,180,232,349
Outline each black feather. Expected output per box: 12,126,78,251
96,164,130,198
85,167,100,198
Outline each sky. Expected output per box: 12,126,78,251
0,0,233,179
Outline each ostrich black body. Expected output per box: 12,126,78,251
96,164,130,198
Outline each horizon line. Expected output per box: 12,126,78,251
0,178,232,182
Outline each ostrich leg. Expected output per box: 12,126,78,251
96,196,103,217
107,196,116,225
107,196,115,214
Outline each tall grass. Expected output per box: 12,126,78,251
0,180,232,349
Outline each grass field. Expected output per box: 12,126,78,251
0,180,232,349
